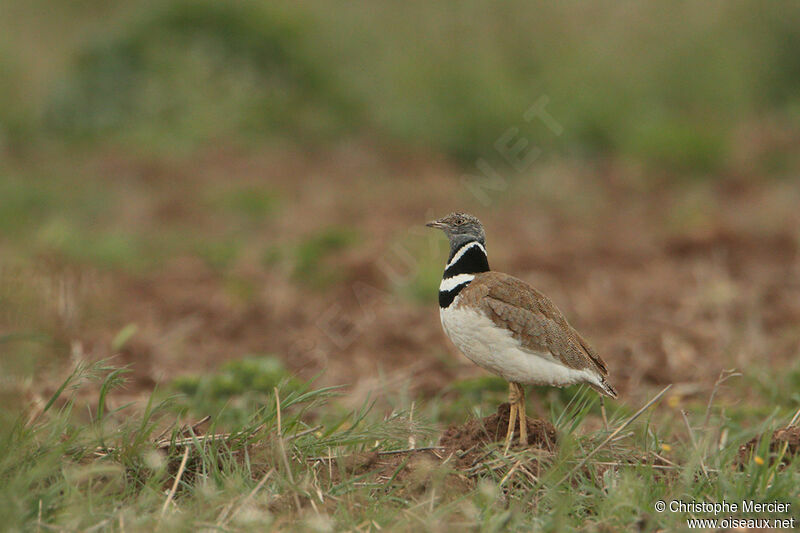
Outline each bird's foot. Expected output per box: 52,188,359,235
505,382,529,451
503,400,518,454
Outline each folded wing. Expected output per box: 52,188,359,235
465,272,610,377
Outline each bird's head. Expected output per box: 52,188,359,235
426,212,486,250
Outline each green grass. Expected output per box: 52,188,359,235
0,159,286,274
293,227,360,289
3,0,800,171
41,0,358,151
1,1,800,529
1,359,797,531
213,187,280,221
171,356,305,426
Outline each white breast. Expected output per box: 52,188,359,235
439,302,601,388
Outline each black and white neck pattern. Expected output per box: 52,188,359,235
438,240,489,308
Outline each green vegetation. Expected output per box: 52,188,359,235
213,187,280,221
172,356,304,425
43,1,358,150
1,0,799,530
294,227,359,288
0,362,797,531
2,1,800,169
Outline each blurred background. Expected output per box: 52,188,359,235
2,1,800,422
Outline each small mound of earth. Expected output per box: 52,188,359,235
439,403,557,470
736,425,800,468
306,404,558,498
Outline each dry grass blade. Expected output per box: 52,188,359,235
218,469,274,526
157,432,232,450
240,469,274,508
552,384,672,488
154,415,211,442
703,369,740,429
681,410,697,449
600,397,608,432
92,424,264,458
160,446,190,520
593,461,679,471
275,388,302,513
160,421,264,450
789,407,800,427
306,446,445,464
378,446,444,456
681,409,709,479
289,425,323,441
650,451,678,467
499,460,523,488
591,461,720,473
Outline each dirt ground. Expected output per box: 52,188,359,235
440,402,557,470
23,146,800,415
302,402,556,498
737,425,800,468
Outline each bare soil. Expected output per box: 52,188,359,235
440,402,556,470
736,425,800,468
308,402,556,494
16,145,800,417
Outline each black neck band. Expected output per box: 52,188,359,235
439,242,489,308
443,242,489,278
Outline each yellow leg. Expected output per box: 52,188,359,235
517,384,528,446
504,382,520,452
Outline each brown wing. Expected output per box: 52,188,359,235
457,271,609,376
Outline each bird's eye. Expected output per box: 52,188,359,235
455,217,465,225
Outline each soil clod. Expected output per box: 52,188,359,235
736,425,800,468
439,403,557,470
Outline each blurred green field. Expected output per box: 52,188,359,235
1,1,799,169
1,1,800,531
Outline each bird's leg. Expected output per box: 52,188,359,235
516,383,528,446
504,382,520,452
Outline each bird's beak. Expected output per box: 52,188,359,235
426,219,445,229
